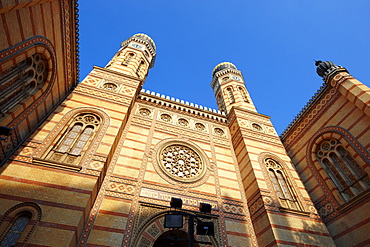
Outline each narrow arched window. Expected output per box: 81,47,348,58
46,113,101,165
0,202,41,247
0,53,48,116
136,60,145,77
238,86,249,102
1,213,31,246
265,158,301,210
122,53,134,66
316,139,369,201
227,87,235,103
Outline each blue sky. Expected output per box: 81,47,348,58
78,1,370,134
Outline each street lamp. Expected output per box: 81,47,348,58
164,198,216,247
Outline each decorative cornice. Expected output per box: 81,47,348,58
75,0,80,82
280,84,328,139
139,89,227,123
92,66,144,84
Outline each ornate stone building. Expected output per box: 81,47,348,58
0,1,369,246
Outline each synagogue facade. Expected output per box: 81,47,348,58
0,1,369,246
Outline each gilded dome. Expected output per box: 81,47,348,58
212,62,237,77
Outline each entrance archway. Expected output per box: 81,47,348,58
153,230,200,247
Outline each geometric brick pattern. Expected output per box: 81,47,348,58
107,182,135,195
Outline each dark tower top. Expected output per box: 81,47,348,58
315,60,336,78
212,62,237,77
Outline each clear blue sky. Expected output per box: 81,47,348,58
78,1,370,134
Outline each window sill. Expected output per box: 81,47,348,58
32,157,81,172
279,207,311,217
337,189,369,213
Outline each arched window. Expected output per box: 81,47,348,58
46,113,101,165
1,213,31,246
0,202,41,246
265,158,301,210
136,60,145,77
316,138,369,201
226,87,235,104
238,86,249,102
0,53,48,117
121,52,134,66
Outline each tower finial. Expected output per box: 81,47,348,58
314,60,322,66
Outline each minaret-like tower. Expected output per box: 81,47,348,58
212,63,335,246
211,62,256,114
103,33,156,81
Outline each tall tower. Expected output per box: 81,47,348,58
211,62,256,114
212,62,335,246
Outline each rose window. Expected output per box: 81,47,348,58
159,144,204,182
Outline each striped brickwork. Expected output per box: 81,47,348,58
282,68,370,246
0,32,149,246
81,92,256,246
227,107,335,246
212,65,335,246
0,0,78,162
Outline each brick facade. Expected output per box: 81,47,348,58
0,2,368,246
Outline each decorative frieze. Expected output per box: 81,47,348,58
240,129,281,145
222,203,245,215
75,85,132,105
107,181,136,195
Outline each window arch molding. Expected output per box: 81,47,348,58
307,126,370,205
258,152,305,211
0,36,56,127
33,107,110,169
0,202,42,246
225,86,235,104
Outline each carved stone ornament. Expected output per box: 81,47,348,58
102,82,118,91
252,123,263,132
139,108,151,117
160,114,172,122
214,127,224,136
178,118,189,126
195,123,205,131
158,144,205,182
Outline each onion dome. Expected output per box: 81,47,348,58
132,33,156,51
315,60,336,78
212,62,237,77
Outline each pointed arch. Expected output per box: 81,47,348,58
0,202,42,247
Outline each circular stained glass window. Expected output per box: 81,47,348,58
159,144,205,182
